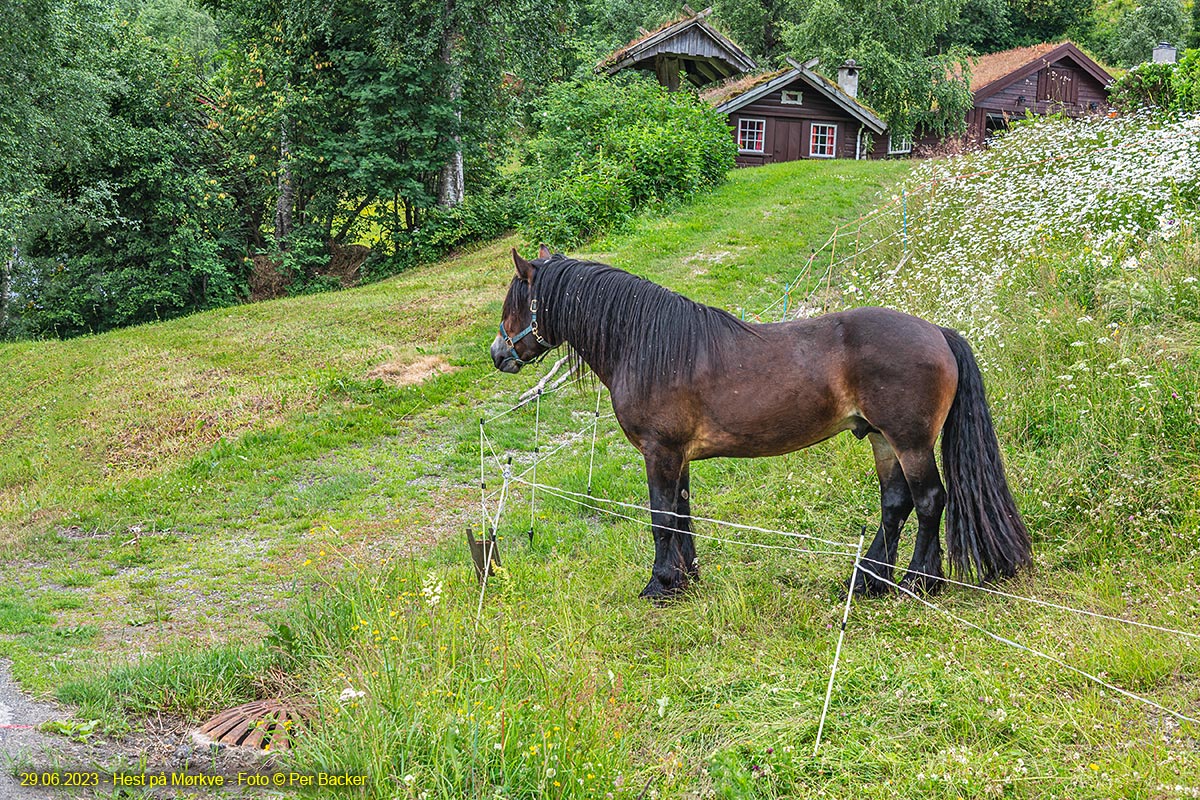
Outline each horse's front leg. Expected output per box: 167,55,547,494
640,448,693,600
678,465,699,581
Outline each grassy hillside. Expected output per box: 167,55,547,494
4,118,1200,800
0,157,905,689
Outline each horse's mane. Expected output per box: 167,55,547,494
518,255,756,401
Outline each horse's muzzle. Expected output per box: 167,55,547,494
490,336,523,373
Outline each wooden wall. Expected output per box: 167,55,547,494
727,77,883,166
637,25,731,62
945,57,1111,148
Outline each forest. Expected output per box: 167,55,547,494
1,0,1196,340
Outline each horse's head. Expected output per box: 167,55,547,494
491,245,558,373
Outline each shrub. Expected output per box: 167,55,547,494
1109,49,1200,113
1172,48,1200,111
1109,61,1178,110
518,75,736,248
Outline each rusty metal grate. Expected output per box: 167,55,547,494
191,699,308,752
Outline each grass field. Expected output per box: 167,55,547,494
2,120,1199,799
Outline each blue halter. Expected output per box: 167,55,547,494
498,298,555,365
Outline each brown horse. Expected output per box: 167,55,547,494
491,247,1031,599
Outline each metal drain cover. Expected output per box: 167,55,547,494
190,699,308,752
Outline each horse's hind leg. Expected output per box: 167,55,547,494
853,433,914,596
894,447,946,594
640,448,693,600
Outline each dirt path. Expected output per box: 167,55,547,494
1,660,298,799
0,660,62,799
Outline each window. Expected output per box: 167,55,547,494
780,90,803,105
809,123,836,158
738,118,766,153
1039,66,1077,104
887,134,912,155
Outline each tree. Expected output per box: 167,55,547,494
1007,0,1097,45
785,0,974,139
9,1,243,337
208,0,518,268
0,0,114,333
711,0,805,62
137,0,221,77
941,0,1017,52
1112,0,1188,66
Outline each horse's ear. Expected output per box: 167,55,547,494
512,247,535,284
538,244,551,259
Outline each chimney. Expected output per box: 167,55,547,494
1152,42,1178,64
838,59,859,98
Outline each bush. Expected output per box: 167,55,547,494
1109,61,1178,110
357,183,521,282
1109,48,1200,112
518,75,736,248
1172,48,1200,111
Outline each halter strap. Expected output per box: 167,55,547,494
499,299,555,365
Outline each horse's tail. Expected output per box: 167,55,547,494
939,327,1031,582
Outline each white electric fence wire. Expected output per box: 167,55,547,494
587,384,604,495
515,413,618,480
492,461,512,533
512,478,856,551
521,479,854,560
506,472,1200,724
482,369,582,424
855,556,1200,641
855,563,1200,725
503,455,1200,641
484,413,1200,642
479,412,618,485
755,228,902,321
475,462,511,627
478,419,488,536
529,389,541,538
815,533,865,755
480,424,505,470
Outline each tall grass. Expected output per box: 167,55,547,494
275,115,1200,798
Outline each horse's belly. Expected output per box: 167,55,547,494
688,403,856,460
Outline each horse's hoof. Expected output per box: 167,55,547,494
898,572,944,596
640,576,688,603
847,574,890,598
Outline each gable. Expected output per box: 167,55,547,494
972,42,1112,103
598,9,756,85
708,63,885,134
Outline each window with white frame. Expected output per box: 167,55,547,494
809,123,836,158
887,134,912,155
780,90,803,105
737,118,766,152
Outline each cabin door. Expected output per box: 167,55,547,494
771,120,805,162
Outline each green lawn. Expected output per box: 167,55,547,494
3,148,1199,799
0,158,905,691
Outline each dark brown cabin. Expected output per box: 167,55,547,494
704,58,889,167
597,6,757,90
921,41,1113,151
